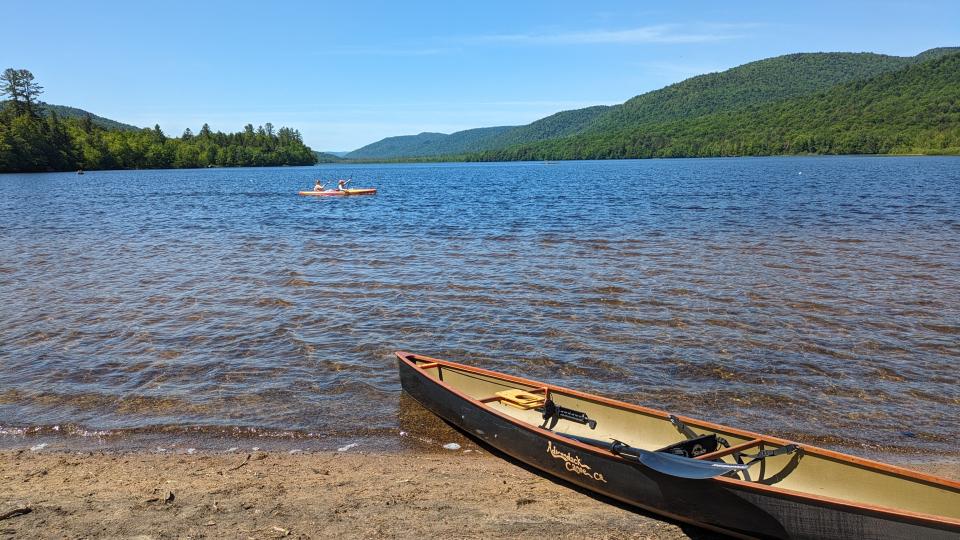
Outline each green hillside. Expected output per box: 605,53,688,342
40,103,141,131
468,51,960,160
346,126,513,159
1,101,141,131
583,52,922,133
481,105,612,149
348,47,959,160
313,150,344,163
346,108,610,160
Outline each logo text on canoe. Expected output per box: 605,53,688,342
546,440,607,483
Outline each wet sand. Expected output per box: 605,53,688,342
1,450,957,539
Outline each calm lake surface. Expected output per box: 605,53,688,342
1,157,958,460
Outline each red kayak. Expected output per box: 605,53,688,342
298,188,377,196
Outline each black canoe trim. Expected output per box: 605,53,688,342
395,351,960,530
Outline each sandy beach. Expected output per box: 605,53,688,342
1,449,957,539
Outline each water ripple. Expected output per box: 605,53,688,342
0,157,958,458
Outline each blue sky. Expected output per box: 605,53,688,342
4,1,959,151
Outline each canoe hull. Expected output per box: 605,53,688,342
298,188,377,196
397,354,960,540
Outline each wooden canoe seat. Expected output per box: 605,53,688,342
478,389,548,410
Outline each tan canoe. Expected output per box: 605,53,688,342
396,351,960,539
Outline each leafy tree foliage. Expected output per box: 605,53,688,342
1,68,44,117
0,70,318,173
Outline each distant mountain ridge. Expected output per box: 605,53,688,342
346,47,960,160
346,126,514,159
471,50,960,160
313,151,344,162
42,103,141,131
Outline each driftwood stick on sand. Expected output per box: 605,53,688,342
0,507,32,520
226,454,252,472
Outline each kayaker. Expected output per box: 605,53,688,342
314,179,325,191
336,179,350,191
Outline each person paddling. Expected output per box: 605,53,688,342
336,179,351,191
314,179,325,191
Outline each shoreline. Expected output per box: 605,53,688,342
0,449,714,539
4,153,958,174
1,449,956,539
4,430,959,469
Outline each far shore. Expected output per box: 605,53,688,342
4,151,958,175
1,449,956,539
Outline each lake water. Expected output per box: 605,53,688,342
1,157,958,461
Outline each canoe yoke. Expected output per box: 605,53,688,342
667,414,803,482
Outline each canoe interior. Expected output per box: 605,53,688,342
407,355,960,521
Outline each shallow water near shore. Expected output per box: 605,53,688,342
1,157,958,463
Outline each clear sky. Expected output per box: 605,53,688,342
4,1,958,151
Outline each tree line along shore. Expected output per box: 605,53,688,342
0,69,317,173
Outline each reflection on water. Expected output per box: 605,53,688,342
0,157,958,460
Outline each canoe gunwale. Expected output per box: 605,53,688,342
395,350,960,529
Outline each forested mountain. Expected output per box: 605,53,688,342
0,101,142,132
348,47,960,160
582,52,926,133
0,101,141,131
346,106,614,159
467,51,960,160
43,104,141,131
346,126,513,159
313,151,344,163
480,105,612,150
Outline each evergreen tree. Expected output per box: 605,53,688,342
1,68,44,117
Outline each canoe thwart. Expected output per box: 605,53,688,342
695,438,764,461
